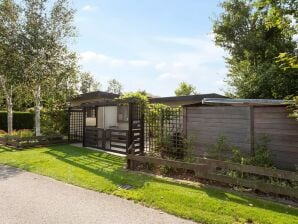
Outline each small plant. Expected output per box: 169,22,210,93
230,145,243,163
0,130,7,137
16,129,34,138
205,135,230,160
247,137,273,167
156,133,194,160
7,129,34,138
206,135,273,168
160,165,175,175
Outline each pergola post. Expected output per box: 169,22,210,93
82,107,86,147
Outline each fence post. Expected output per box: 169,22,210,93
249,106,255,155
140,104,145,155
127,103,133,152
82,107,86,147
127,142,135,170
68,107,71,143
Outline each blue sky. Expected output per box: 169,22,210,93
73,0,227,96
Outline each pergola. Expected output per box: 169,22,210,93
68,101,144,154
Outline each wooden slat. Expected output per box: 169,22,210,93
111,144,127,149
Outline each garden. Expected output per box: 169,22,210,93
0,111,67,149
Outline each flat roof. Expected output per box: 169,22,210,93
202,98,292,106
150,93,227,103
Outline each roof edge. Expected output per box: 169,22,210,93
202,98,293,106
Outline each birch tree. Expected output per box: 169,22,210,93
107,79,123,94
0,0,22,134
80,72,101,94
22,0,77,136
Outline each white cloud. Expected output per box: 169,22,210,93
82,5,97,12
80,51,152,68
79,34,228,95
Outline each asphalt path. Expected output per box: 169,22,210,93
0,165,195,224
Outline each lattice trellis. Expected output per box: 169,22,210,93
144,106,184,159
68,108,84,142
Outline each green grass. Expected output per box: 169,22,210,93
0,144,297,224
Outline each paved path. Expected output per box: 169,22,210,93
0,165,195,224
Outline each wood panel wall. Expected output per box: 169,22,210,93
185,105,298,170
253,106,298,170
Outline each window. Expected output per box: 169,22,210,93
85,107,96,126
86,108,96,118
117,106,129,122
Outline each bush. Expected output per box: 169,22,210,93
206,135,273,168
156,133,194,161
41,110,68,135
246,137,273,167
9,129,34,137
0,111,34,131
205,135,231,160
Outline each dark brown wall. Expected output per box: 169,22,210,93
254,106,298,170
185,105,298,170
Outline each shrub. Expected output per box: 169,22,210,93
41,110,68,135
246,137,273,167
206,135,273,168
205,135,231,160
8,129,34,137
0,111,34,131
156,133,194,160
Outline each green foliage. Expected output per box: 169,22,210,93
160,164,175,175
0,111,34,131
117,91,149,106
107,79,123,94
10,129,34,137
206,135,231,160
155,133,194,161
41,110,68,135
213,0,298,99
206,135,273,167
276,53,298,71
174,81,198,96
248,137,273,167
288,96,298,121
79,72,101,94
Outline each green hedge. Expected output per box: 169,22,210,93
0,111,34,131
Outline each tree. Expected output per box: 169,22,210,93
79,72,101,94
0,0,22,134
174,82,198,96
213,0,297,99
22,0,77,136
107,79,123,94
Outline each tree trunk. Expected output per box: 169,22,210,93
7,95,13,134
35,85,41,136
0,76,13,134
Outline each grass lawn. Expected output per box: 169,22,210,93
0,144,297,224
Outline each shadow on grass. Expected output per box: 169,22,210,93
0,145,16,153
0,165,23,180
44,145,298,217
46,145,150,188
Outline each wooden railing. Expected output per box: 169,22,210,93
84,127,130,153
127,150,298,198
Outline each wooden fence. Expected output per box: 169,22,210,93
127,151,298,198
0,135,66,149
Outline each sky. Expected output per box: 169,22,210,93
73,0,227,97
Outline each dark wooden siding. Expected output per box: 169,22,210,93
254,106,298,170
185,105,298,170
186,106,252,156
